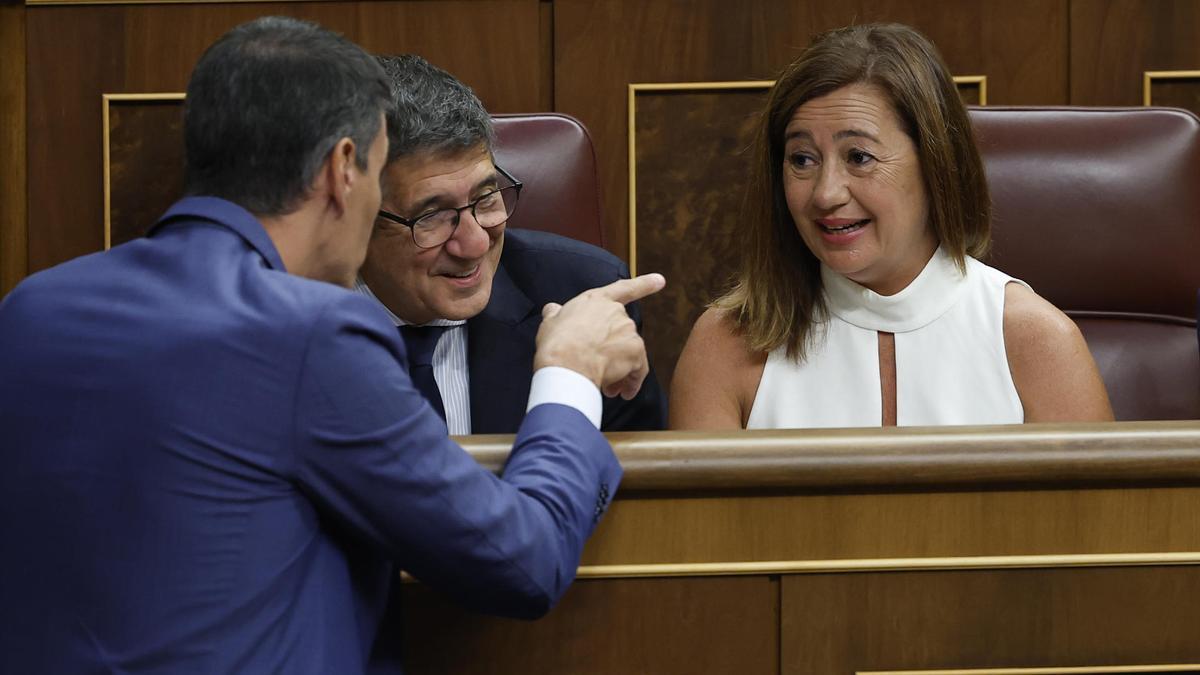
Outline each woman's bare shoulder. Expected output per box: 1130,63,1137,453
1002,282,1113,422
1003,282,1079,346
670,307,768,429
686,307,764,365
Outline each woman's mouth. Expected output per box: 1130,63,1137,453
815,218,870,244
818,218,870,233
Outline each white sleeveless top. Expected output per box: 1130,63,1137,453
746,248,1027,429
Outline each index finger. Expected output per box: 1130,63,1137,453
591,273,666,305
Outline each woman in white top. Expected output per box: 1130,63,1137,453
671,23,1112,430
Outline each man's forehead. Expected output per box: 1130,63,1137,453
382,144,495,202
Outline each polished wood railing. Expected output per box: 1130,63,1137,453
462,420,1200,490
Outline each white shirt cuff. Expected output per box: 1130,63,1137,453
526,366,602,429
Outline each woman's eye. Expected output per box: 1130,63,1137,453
848,149,875,166
788,153,815,169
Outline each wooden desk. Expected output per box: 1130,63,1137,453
404,422,1200,674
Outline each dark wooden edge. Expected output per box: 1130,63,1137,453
25,0,323,5
0,2,27,297
455,420,1200,491
1068,309,1197,327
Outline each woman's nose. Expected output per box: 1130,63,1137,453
811,164,850,210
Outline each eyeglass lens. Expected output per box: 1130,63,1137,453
411,185,520,248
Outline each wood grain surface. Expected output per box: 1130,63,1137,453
404,576,780,675
24,1,546,273
782,567,1200,673
1071,0,1200,107
1,1,27,296
106,99,185,247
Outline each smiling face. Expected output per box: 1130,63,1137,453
360,144,505,325
782,82,937,296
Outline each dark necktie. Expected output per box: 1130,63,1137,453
399,324,450,422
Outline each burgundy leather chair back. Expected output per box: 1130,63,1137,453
491,113,605,248
970,107,1200,420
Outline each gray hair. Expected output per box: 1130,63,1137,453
376,54,495,163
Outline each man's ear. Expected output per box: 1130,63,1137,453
325,136,358,215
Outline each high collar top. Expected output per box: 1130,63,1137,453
820,246,966,334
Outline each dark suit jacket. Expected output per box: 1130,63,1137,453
468,228,668,434
0,198,621,674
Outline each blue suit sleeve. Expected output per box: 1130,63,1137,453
290,295,621,619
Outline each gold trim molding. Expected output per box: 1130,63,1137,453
403,551,1200,585
101,92,185,250
627,76,986,274
860,665,1200,674
575,551,1200,579
1143,70,1200,106
954,74,988,105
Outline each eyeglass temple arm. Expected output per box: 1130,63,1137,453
495,164,523,189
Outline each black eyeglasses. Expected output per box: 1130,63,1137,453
376,165,523,249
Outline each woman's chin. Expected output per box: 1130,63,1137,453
817,250,873,278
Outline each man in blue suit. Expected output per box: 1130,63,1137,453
357,55,667,435
0,16,663,675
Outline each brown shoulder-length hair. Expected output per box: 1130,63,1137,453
713,23,991,361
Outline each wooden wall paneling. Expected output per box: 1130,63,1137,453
780,567,1200,673
1072,0,1200,109
104,96,185,248
26,0,324,4
351,1,545,115
577,486,1200,568
0,1,27,296
631,84,770,396
22,8,94,271
806,0,1067,105
402,576,780,675
554,0,1068,262
555,0,812,267
26,1,545,273
538,0,553,112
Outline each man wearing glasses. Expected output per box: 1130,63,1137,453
357,55,667,436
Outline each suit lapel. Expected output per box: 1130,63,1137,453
467,262,540,434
